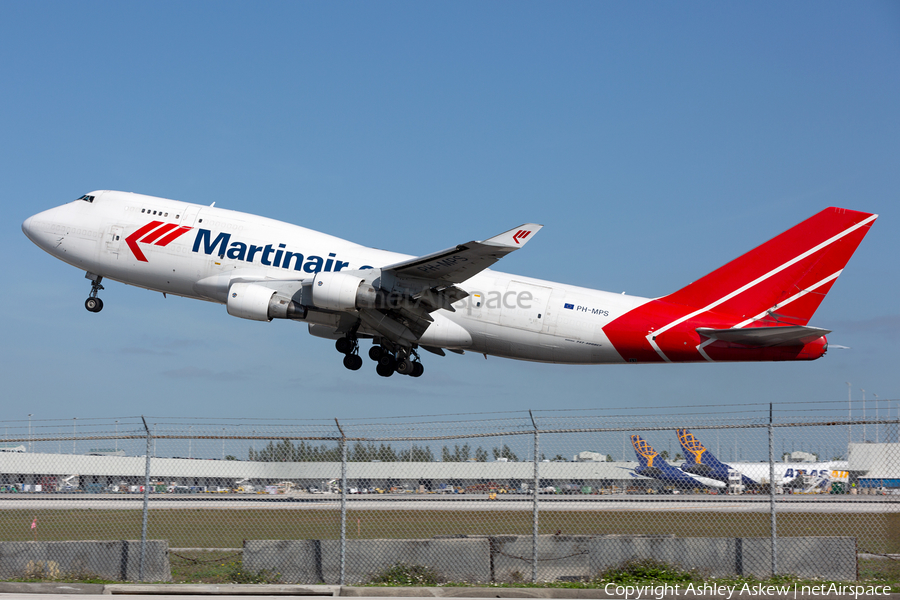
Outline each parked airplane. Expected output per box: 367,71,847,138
630,435,726,489
676,429,848,488
22,192,876,377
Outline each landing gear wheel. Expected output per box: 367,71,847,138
396,358,414,375
377,354,396,370
335,337,353,354
85,273,105,312
375,363,394,377
85,297,103,313
411,362,424,378
343,354,363,371
368,346,385,361
84,274,105,312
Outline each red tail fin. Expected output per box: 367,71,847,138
663,207,877,327
603,207,877,363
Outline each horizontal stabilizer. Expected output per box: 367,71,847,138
696,325,831,347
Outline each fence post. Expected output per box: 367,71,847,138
529,410,539,584
139,416,152,582
768,403,777,577
336,419,347,586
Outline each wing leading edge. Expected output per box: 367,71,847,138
382,223,543,284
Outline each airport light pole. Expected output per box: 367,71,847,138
861,389,866,442
73,418,76,454
874,394,879,443
28,414,32,452
846,382,852,447
115,420,118,452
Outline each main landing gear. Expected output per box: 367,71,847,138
369,345,424,378
335,336,363,371
334,336,424,377
85,274,104,313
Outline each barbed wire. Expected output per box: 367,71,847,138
2,397,897,432
0,418,895,444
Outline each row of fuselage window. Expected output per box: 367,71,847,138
141,208,179,219
139,207,206,225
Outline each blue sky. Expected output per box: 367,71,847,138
1,2,898,427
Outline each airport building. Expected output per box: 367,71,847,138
2,445,896,494
849,443,900,489
0,451,653,494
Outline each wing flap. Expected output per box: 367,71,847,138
696,325,831,347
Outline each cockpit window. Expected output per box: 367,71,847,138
77,194,95,203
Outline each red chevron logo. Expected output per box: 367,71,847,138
125,221,193,262
512,229,531,244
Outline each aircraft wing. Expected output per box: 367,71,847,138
696,325,831,347
231,224,543,347
381,223,543,284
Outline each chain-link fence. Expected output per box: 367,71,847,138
0,402,897,585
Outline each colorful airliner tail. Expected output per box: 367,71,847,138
603,207,877,363
662,207,877,328
677,429,729,474
632,434,729,489
677,429,755,486
632,434,720,487
631,434,659,470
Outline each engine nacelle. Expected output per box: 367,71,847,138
312,272,378,311
227,282,307,322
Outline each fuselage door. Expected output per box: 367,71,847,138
180,205,201,227
499,281,551,332
106,225,124,256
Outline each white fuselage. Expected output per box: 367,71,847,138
725,461,849,485
22,191,649,364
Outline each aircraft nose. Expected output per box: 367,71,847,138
22,209,59,251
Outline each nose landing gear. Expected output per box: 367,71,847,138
85,273,104,313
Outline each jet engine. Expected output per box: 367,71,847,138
227,282,307,322
311,272,379,311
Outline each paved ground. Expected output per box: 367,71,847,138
0,583,898,599
0,494,896,513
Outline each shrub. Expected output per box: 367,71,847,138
370,562,441,586
595,559,700,585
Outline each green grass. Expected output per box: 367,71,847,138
859,557,900,585
2,509,896,587
4,553,898,588
369,562,442,586
168,550,246,584
3,509,895,554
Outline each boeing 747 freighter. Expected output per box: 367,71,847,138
23,192,876,377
